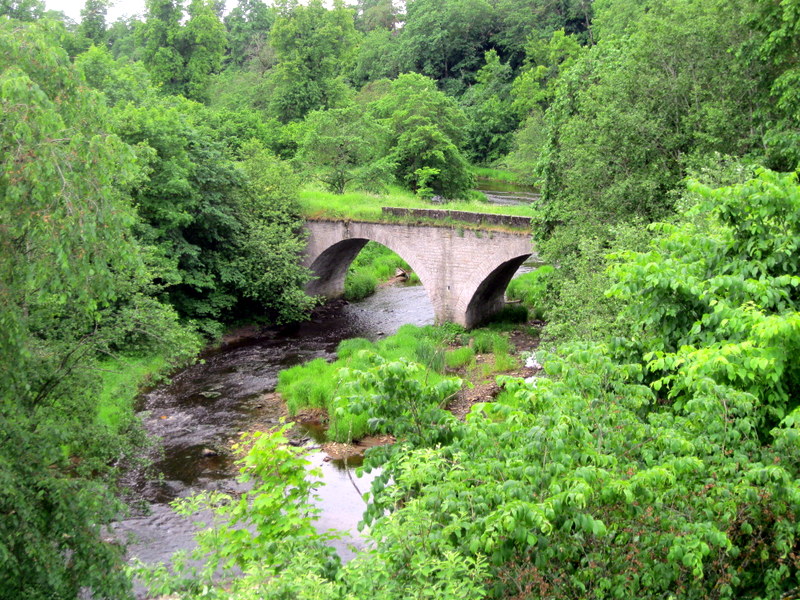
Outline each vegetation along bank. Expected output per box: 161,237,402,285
5,0,800,598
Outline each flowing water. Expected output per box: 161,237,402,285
116,184,539,595
115,283,434,595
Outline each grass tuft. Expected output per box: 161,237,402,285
344,271,377,301
469,330,512,355
445,346,476,369
277,358,338,415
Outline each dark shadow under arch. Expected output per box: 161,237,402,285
306,238,370,298
464,254,531,328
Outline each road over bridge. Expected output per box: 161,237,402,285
303,217,536,328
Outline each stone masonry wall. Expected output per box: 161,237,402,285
380,207,532,230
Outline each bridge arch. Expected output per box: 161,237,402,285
459,255,532,327
304,220,535,328
304,236,436,307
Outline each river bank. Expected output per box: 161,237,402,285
117,275,544,598
116,283,434,593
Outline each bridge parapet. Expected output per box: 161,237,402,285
381,207,532,229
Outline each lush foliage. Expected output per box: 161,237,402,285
505,264,553,320
610,170,800,430
298,185,535,224
138,0,227,102
110,95,312,332
266,0,358,122
12,0,800,596
360,341,800,599
171,173,800,600
372,73,475,198
295,104,393,194
278,324,465,442
461,50,518,164
344,242,414,301
0,19,199,598
136,423,342,597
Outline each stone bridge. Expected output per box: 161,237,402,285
303,219,536,328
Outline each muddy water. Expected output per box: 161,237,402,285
115,283,434,588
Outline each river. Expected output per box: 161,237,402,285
475,178,540,206
115,183,539,596
114,283,435,595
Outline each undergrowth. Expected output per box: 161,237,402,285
96,355,170,430
505,265,554,320
277,322,522,443
344,242,414,301
471,166,532,185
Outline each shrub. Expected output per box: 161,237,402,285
276,325,464,443
539,221,650,344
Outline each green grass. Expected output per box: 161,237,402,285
276,322,533,443
471,165,540,187
277,358,338,415
468,330,512,355
298,184,537,226
506,265,555,320
445,346,476,369
493,352,519,371
336,337,374,359
344,270,378,301
96,355,169,430
471,166,525,184
327,409,370,443
413,339,446,373
344,242,415,301
276,324,467,443
472,351,520,378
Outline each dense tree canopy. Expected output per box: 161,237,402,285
0,0,43,20
266,0,357,122
223,0,275,67
0,19,196,599
7,0,800,596
138,0,226,101
372,73,475,197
